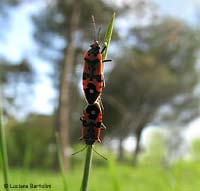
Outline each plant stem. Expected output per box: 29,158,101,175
0,85,9,191
55,132,68,191
80,145,93,191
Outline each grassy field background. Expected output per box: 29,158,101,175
1,160,200,191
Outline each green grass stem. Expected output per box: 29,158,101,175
80,145,93,191
23,140,32,170
0,85,9,191
55,132,68,191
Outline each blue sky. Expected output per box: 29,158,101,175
154,0,199,24
0,2,55,115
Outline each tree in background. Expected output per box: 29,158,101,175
140,130,166,166
0,0,33,117
6,113,54,169
0,59,32,116
104,18,200,164
163,127,185,167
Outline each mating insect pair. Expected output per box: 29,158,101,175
80,15,110,146
72,16,110,160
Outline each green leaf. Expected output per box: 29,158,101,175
0,85,9,191
55,133,68,191
102,12,115,61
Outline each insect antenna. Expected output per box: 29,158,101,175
71,145,88,156
91,15,97,41
92,146,107,160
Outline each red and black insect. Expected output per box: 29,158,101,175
82,15,111,105
80,102,103,145
72,102,106,159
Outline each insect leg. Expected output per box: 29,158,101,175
101,45,107,54
71,146,88,156
102,59,112,63
92,146,107,160
96,127,101,143
79,127,86,140
98,97,104,113
101,123,107,130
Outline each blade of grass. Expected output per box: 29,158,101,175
80,13,115,191
102,12,115,61
23,140,32,170
0,84,9,191
80,145,92,191
55,132,68,191
108,156,120,191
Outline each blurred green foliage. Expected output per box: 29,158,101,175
103,17,200,162
6,114,55,169
1,160,200,191
2,117,200,190
141,130,166,165
104,18,200,136
190,138,200,162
